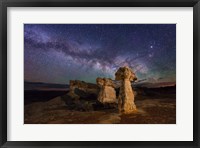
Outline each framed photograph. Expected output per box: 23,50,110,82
0,0,199,147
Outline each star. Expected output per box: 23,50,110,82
24,24,176,84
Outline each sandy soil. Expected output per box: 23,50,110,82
24,94,176,124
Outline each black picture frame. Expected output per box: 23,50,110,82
0,0,199,147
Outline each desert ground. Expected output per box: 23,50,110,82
24,86,176,124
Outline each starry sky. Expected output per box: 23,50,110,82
24,24,176,85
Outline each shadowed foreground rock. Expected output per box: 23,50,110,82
59,80,99,111
61,80,117,111
115,66,137,114
96,77,116,104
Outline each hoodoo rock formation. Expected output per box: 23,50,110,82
96,78,117,104
115,66,137,114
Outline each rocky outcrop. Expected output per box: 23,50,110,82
96,77,117,104
115,66,137,114
68,80,99,100
61,80,99,111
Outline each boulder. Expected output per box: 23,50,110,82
96,77,117,104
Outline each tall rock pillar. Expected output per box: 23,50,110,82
115,66,137,114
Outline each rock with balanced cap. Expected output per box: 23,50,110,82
115,66,137,114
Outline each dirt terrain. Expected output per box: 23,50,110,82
24,90,176,124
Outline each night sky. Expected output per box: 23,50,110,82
24,24,176,85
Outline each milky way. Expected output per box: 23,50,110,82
24,24,176,84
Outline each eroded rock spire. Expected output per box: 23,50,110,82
115,66,137,114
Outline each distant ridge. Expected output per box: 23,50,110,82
24,81,69,91
133,81,176,88
25,80,176,91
